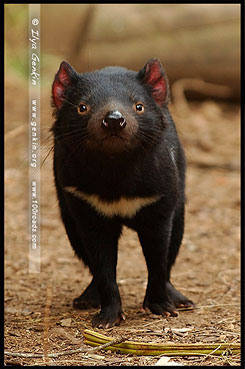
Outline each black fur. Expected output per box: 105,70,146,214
51,59,194,328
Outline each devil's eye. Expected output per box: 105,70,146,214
79,104,87,112
135,102,145,113
78,103,90,115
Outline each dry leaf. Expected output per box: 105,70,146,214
155,356,183,366
60,318,72,327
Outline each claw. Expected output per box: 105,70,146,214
92,310,125,328
143,298,178,317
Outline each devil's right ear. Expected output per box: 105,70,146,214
52,61,78,109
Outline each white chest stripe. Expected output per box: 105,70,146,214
64,186,161,218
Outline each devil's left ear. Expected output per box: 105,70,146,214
138,58,169,106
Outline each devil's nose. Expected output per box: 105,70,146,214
102,110,127,130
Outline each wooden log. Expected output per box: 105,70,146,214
41,4,240,99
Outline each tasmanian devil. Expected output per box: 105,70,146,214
51,58,194,328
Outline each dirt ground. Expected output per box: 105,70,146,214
4,75,241,366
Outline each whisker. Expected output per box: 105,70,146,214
62,98,79,109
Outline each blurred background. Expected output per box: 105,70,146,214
4,5,241,366
4,3,241,167
5,4,240,96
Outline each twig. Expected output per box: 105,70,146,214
4,124,26,140
200,344,222,363
188,160,240,171
4,336,126,359
87,336,126,353
171,78,231,115
195,303,240,309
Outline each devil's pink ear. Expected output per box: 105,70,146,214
52,61,77,109
138,59,169,106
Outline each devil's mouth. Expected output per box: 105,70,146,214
102,134,126,141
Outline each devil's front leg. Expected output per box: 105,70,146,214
77,214,124,328
137,212,178,317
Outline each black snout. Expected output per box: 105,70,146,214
102,110,127,130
